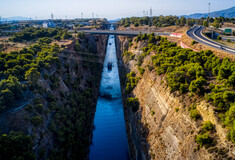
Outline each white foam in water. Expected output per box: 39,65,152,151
89,25,129,160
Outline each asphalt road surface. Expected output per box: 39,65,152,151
187,26,235,54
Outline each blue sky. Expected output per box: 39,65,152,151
0,0,234,19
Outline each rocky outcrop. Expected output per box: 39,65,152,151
0,34,108,159
116,36,235,160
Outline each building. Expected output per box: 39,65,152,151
43,21,55,28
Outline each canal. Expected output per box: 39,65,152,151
89,26,129,160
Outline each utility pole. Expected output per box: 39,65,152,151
150,7,153,33
208,2,213,38
92,12,94,19
143,11,145,17
51,13,54,21
81,13,83,19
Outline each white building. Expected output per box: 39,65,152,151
43,21,55,28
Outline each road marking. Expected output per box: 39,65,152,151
189,26,235,54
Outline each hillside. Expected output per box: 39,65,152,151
185,6,235,19
117,33,235,159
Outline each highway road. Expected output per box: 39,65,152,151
187,26,235,54
76,30,171,36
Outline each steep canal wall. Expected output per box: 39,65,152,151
116,35,235,160
89,26,129,160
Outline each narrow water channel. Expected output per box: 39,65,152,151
89,26,129,160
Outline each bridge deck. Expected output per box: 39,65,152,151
75,30,171,36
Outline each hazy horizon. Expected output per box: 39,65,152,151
0,0,234,20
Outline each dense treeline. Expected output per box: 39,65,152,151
0,28,103,159
9,27,72,42
124,33,235,145
118,16,235,28
0,131,35,160
0,41,60,112
47,33,102,160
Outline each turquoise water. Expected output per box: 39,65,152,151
89,27,129,160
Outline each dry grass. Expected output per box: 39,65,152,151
51,39,73,47
0,37,28,53
222,22,235,28
181,31,235,61
214,39,235,49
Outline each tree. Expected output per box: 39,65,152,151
0,88,14,106
180,17,186,26
25,68,40,85
39,37,52,44
212,18,220,29
0,131,35,160
186,18,194,27
203,21,209,27
134,22,139,27
196,132,212,147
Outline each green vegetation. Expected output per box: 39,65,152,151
202,121,214,132
126,97,139,112
138,66,145,76
227,39,231,43
151,110,155,116
0,28,103,159
191,40,197,45
10,27,72,42
190,109,201,120
118,16,196,27
125,71,139,93
132,32,235,143
196,132,212,147
122,50,135,61
175,107,179,112
30,116,43,126
0,131,35,160
0,41,60,112
217,36,222,40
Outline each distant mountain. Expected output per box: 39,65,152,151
108,18,121,23
184,6,235,19
3,16,31,21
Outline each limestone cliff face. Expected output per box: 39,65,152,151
0,34,108,159
116,36,235,160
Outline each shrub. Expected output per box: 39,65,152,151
175,108,179,112
138,66,145,76
30,116,43,126
0,131,35,159
196,132,212,147
191,40,197,45
190,109,201,120
39,37,52,44
134,22,139,27
151,110,155,116
227,39,231,42
189,76,206,95
202,121,214,132
126,97,139,112
217,36,222,40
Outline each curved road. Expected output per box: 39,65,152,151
187,26,235,54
